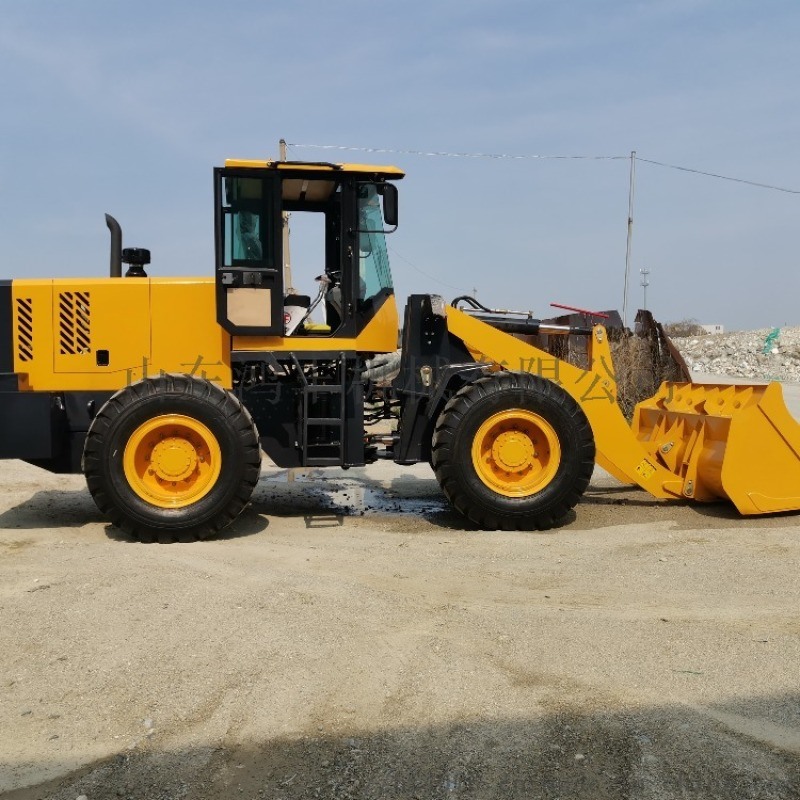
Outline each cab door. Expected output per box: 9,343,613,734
214,168,284,335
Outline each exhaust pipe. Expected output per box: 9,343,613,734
105,213,122,278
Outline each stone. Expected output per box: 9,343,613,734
672,326,800,383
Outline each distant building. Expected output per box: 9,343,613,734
701,324,724,335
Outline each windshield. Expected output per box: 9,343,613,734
357,184,393,301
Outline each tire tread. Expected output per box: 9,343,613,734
84,375,261,542
432,372,595,531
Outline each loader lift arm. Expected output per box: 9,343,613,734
443,306,685,501
441,305,800,516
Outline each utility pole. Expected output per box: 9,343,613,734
279,138,293,293
640,268,650,311
622,150,636,327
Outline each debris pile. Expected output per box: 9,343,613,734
672,326,800,382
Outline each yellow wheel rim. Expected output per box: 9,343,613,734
471,409,561,498
123,415,222,509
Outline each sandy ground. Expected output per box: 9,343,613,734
1,381,800,799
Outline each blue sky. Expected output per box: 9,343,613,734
1,0,798,329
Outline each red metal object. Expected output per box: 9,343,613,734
550,302,610,320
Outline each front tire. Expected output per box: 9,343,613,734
432,372,595,530
83,375,261,541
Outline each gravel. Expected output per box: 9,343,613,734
672,326,800,382
3,457,800,799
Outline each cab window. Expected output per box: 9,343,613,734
222,176,277,268
357,184,393,302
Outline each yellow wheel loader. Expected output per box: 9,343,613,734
0,158,798,540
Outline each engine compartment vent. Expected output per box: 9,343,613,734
58,291,92,355
16,297,33,362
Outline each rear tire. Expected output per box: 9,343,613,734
432,372,595,530
83,375,261,541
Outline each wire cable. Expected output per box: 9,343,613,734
287,142,800,194
387,245,465,293
287,142,627,161
635,157,800,195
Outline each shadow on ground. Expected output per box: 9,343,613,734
251,468,468,531
4,695,800,800
2,472,798,542
0,490,102,530
0,490,269,543
578,485,800,532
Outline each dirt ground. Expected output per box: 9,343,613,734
2,382,800,799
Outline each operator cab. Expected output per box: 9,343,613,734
214,160,402,341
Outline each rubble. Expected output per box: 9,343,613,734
671,326,800,383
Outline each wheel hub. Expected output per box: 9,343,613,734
491,430,535,474
123,414,221,508
150,436,198,482
471,409,561,498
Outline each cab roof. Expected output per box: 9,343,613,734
224,159,405,180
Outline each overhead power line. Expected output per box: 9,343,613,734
635,157,800,195
387,245,465,293
287,142,800,195
287,142,626,161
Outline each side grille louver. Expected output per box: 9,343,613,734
16,297,33,362
58,291,91,355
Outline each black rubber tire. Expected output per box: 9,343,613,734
83,375,261,542
431,372,595,530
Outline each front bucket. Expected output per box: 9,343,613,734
633,381,800,515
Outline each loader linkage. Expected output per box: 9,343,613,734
423,302,800,517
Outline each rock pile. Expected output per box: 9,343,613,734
671,326,800,383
